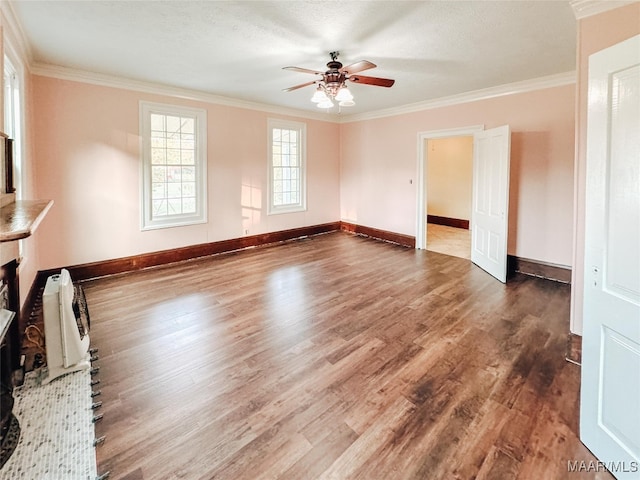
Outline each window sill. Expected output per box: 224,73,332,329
268,206,307,216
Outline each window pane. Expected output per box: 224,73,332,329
167,149,180,164
151,148,166,164
182,117,194,134
182,166,195,181
152,182,166,199
168,198,182,214
167,136,180,149
182,182,196,197
167,115,181,134
181,150,194,165
152,199,167,216
273,129,281,141
181,133,194,150
151,114,165,131
152,166,166,182
151,136,166,149
167,166,182,182
167,183,182,198
182,197,196,213
282,130,290,142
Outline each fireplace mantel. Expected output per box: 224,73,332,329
1,200,53,244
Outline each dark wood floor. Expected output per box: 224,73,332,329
82,232,607,480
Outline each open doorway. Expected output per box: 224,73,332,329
425,136,473,259
418,125,512,282
415,125,483,256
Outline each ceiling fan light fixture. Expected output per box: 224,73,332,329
285,52,393,111
335,86,353,102
317,98,334,109
311,87,328,103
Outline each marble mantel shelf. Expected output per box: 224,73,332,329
0,200,53,242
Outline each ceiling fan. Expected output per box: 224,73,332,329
283,51,395,108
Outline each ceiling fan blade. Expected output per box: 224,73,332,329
349,75,395,87
341,60,376,74
282,80,317,92
283,66,323,75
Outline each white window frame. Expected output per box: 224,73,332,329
3,53,23,199
140,101,207,230
267,118,307,215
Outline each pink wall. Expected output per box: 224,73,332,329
340,84,576,266
570,2,640,334
31,76,340,269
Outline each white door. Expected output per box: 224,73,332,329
580,35,640,479
471,125,511,282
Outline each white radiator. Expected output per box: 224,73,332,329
42,269,91,384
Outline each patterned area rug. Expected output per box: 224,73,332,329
0,415,20,468
0,369,97,479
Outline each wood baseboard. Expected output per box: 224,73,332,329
508,255,571,284
427,215,469,230
566,333,582,365
40,222,341,282
34,220,415,284
340,222,415,248
19,270,48,336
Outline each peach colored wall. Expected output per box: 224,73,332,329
570,2,640,335
31,76,340,269
340,83,576,266
426,136,473,221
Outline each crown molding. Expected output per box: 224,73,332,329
338,71,576,123
30,62,341,123
31,62,576,126
0,0,34,66
570,0,637,19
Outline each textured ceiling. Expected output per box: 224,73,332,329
9,1,577,116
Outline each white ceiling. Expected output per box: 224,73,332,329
9,1,577,117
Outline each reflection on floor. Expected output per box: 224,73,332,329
426,223,471,259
